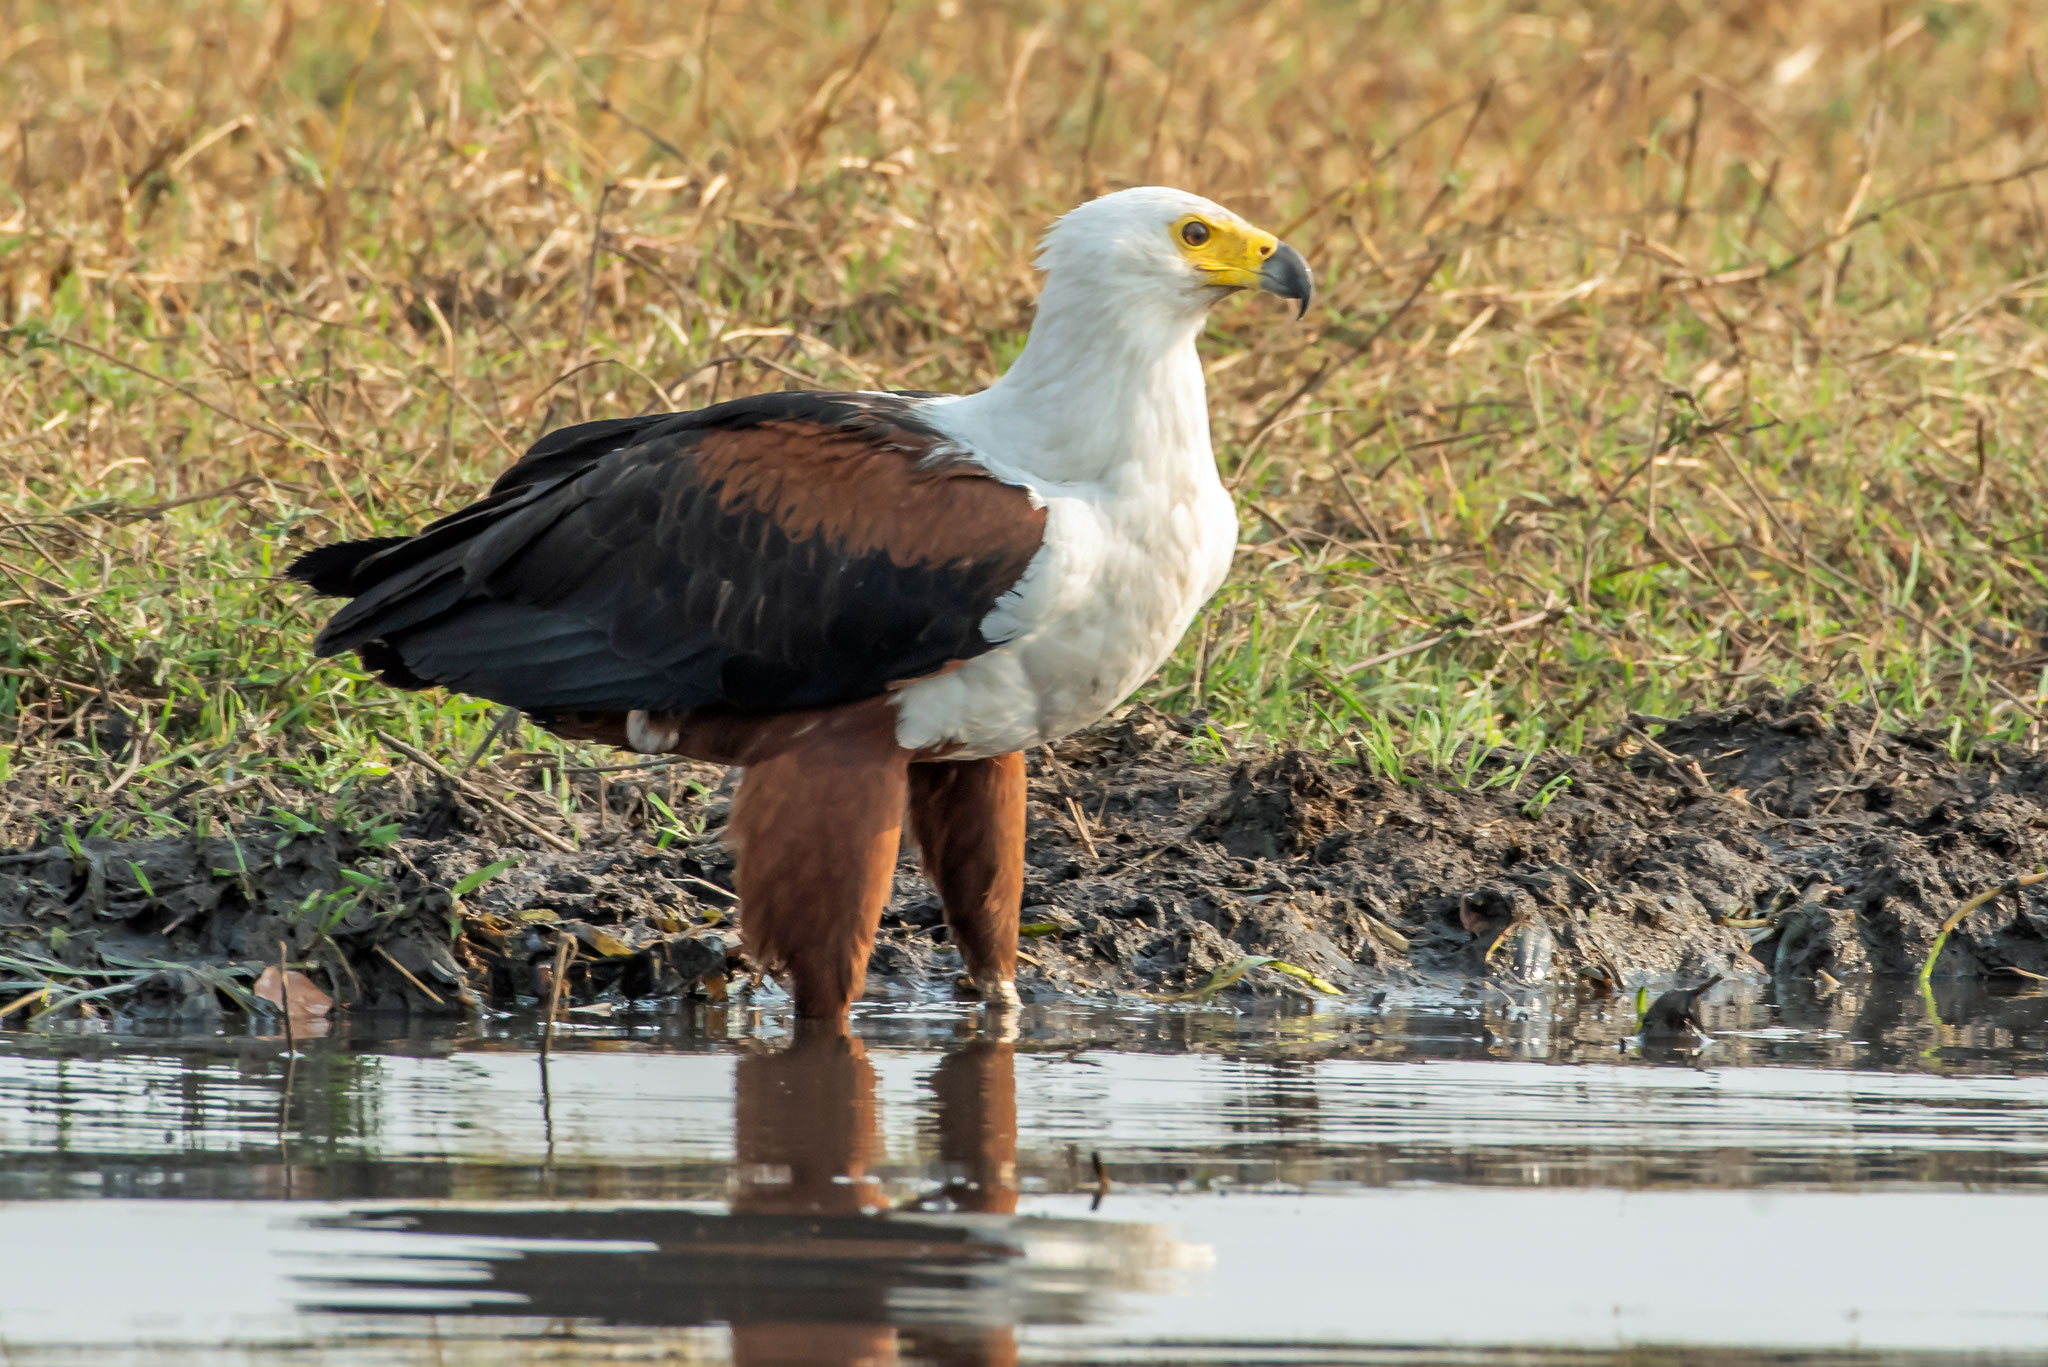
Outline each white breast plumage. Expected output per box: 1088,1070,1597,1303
890,376,1238,759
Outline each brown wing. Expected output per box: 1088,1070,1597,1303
288,392,1046,716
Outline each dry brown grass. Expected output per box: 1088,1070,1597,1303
5,0,2048,820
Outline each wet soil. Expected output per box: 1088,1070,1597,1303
6,686,2048,1020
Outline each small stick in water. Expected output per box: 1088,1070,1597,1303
278,940,295,1056
1921,867,2048,987
277,939,297,1197
374,944,445,1006
541,931,573,1059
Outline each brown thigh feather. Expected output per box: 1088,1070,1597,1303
727,710,909,1018
907,752,1026,990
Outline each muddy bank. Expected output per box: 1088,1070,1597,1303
5,687,2048,1022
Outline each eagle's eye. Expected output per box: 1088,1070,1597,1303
1180,219,1211,247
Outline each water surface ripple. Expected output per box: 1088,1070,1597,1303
2,982,2047,1364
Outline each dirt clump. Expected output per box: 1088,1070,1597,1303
4,686,2048,1022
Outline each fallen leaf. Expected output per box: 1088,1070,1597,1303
1360,913,1409,955
562,920,634,957
255,966,333,1021
1148,955,1273,1003
1265,959,1343,995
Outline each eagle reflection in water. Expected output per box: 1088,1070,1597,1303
311,1023,1186,1365
730,1024,1023,1366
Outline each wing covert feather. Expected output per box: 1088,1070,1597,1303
293,392,1046,718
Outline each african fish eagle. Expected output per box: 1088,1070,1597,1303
288,186,1314,1017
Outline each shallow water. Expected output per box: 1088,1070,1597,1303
5,981,2048,1364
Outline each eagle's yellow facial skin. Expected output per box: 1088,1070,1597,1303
1171,211,1281,288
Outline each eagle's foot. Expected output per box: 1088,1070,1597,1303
953,974,1020,1009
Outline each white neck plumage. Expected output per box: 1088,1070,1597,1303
938,273,1216,490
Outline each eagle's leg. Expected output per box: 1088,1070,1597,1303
727,721,909,1018
908,752,1026,1006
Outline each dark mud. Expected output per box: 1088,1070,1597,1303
6,686,2048,1020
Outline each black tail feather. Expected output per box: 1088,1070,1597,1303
286,537,411,596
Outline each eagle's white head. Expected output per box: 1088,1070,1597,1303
1035,186,1313,326
935,185,1313,484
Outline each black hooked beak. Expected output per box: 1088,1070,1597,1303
1259,241,1314,319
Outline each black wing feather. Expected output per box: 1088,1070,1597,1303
286,392,1044,719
